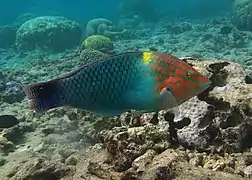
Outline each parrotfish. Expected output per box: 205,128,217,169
23,51,211,117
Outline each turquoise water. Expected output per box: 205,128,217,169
0,0,234,25
0,0,252,179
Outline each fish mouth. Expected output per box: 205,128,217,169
199,80,212,90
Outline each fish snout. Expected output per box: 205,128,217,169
199,78,212,91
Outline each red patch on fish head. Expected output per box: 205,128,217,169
187,65,211,84
151,52,211,101
164,77,188,100
173,61,211,90
164,68,211,102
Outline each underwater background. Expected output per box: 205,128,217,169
0,0,252,179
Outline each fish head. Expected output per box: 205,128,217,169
146,51,211,104
163,62,211,103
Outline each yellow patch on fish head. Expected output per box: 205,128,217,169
142,52,153,64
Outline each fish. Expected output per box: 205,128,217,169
23,51,211,117
0,115,19,128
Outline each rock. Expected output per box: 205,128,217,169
74,110,121,140
189,153,204,167
0,135,15,153
98,124,170,172
1,81,25,103
65,155,78,165
189,152,252,176
43,133,83,150
141,149,245,180
51,153,64,162
9,158,71,179
212,161,226,171
243,165,252,178
140,149,178,180
172,60,252,153
220,26,233,34
121,172,139,180
41,126,54,135
3,122,34,143
174,162,246,180
65,148,123,179
166,22,193,34
16,16,81,52
33,143,45,152
0,158,6,166
174,98,214,151
132,149,157,173
63,147,247,180
0,81,6,91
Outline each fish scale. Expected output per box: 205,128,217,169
63,53,144,110
24,51,211,116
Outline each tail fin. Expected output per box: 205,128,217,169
23,80,62,114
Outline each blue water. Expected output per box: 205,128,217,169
1,1,252,179
0,0,249,73
0,0,234,25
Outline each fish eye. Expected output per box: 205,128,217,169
166,87,171,92
187,72,191,77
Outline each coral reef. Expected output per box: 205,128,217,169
232,0,252,31
81,35,114,54
0,13,36,49
85,18,126,39
16,16,82,52
85,18,113,37
79,49,109,63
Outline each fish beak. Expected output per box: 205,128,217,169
199,79,212,90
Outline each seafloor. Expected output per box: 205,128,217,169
1,4,252,180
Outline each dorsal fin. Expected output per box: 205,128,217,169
56,51,143,80
26,51,144,86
